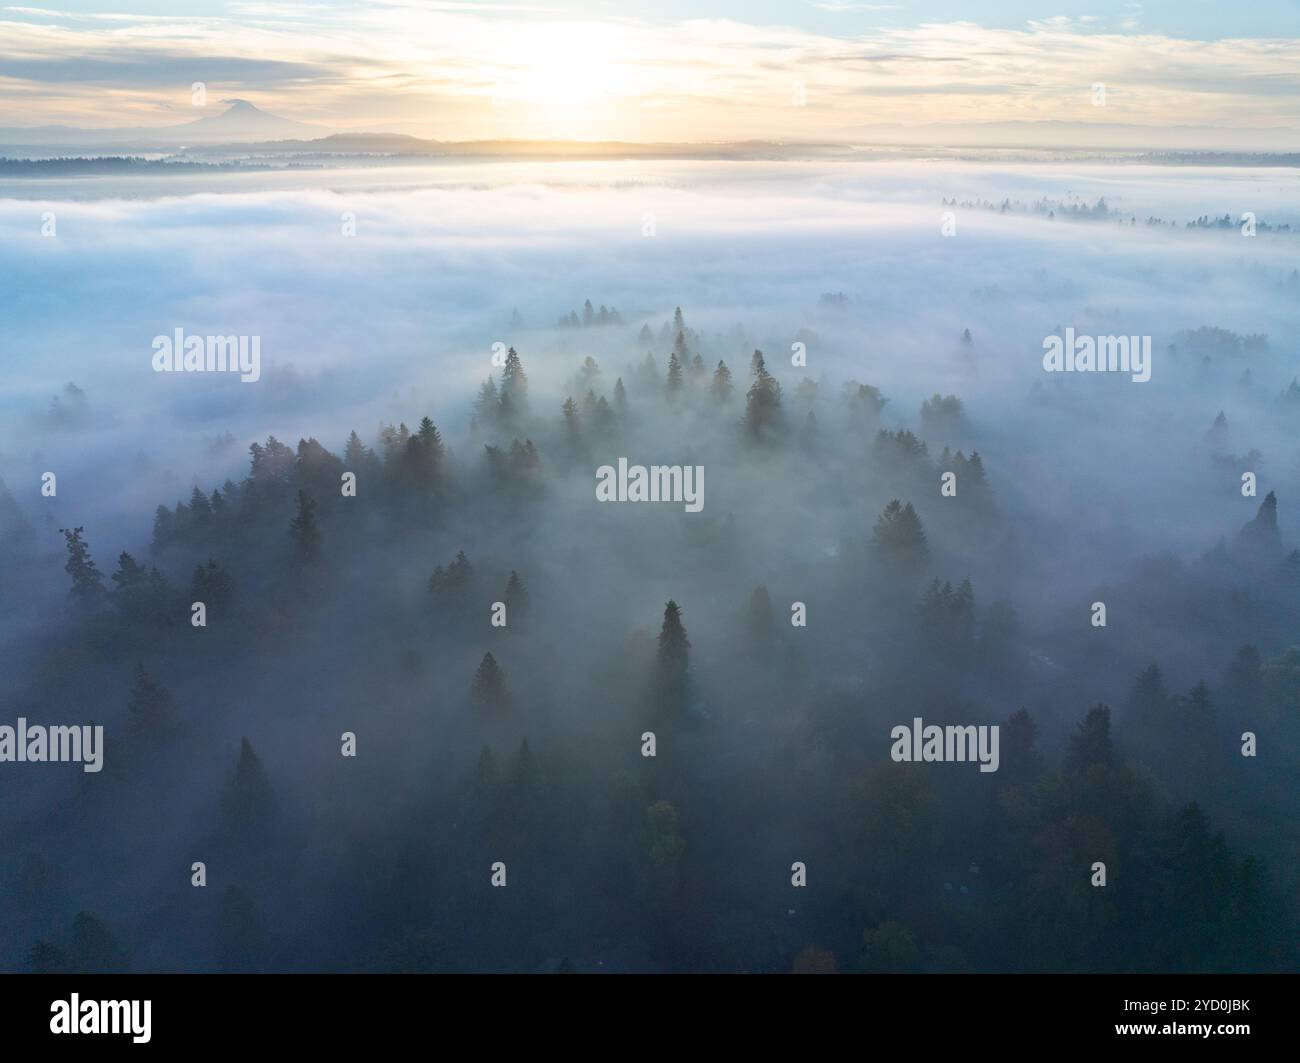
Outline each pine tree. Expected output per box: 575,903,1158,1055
871,500,929,569
665,351,684,399
343,430,370,469
59,526,104,603
222,737,273,826
743,351,783,440
613,377,628,416
410,416,444,485
1238,490,1281,555
673,328,689,364
1065,705,1114,774
592,395,617,438
289,491,320,560
447,550,472,590
711,360,733,402
578,355,601,392
1001,708,1040,784
151,506,176,552
473,377,500,425
191,559,234,610
472,652,509,710
655,600,691,714
505,570,529,616
689,353,706,387
111,551,147,594
127,663,178,737
562,396,581,445
189,485,213,524
501,347,529,410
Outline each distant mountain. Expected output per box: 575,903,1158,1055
169,99,322,143
177,133,845,160
0,100,328,151
3,105,1297,159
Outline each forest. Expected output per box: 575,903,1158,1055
1,302,1296,974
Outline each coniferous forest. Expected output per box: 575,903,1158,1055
1,306,1297,974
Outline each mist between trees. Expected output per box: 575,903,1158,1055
2,300,1297,974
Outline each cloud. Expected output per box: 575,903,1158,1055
0,7,1297,139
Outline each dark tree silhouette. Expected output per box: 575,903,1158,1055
127,663,178,738
655,600,691,714
1065,704,1114,775
222,737,273,827
472,651,509,710
711,360,733,403
289,491,321,560
60,526,104,603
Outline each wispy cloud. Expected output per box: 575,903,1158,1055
0,6,1296,139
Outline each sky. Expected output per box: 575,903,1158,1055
1,1,1298,142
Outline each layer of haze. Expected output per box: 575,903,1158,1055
1,158,1297,972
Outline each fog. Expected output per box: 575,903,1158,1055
1,158,1297,972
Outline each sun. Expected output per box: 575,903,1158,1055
489,22,639,134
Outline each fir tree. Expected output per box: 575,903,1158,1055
665,350,684,399
151,506,176,552
191,559,234,610
501,347,529,410
711,360,733,402
289,491,321,560
189,485,213,524
472,652,509,710
473,377,500,426
1065,705,1114,774
127,664,178,737
742,351,783,440
655,600,691,714
689,353,706,387
871,500,929,569
562,396,581,445
505,569,529,616
59,526,104,603
111,551,147,594
222,737,273,826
